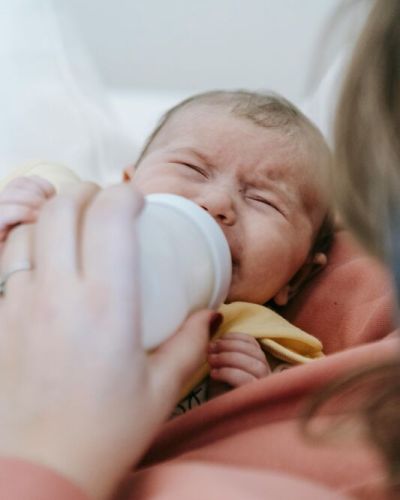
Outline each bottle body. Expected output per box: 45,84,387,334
138,194,232,349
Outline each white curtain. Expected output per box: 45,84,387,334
0,0,138,185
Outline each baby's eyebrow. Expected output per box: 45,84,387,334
256,163,292,183
171,147,214,168
246,171,298,207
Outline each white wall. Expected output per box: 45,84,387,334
62,0,370,104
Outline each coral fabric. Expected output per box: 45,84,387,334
0,458,89,500
127,230,398,499
281,230,396,353
119,462,351,499
133,337,396,499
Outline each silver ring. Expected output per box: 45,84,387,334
0,260,33,296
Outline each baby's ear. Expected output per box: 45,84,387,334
122,165,135,182
272,252,327,306
273,285,291,306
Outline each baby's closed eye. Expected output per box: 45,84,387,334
248,194,279,210
178,162,208,178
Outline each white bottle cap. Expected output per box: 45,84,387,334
145,194,232,308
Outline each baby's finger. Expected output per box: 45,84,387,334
28,175,57,197
208,351,271,378
208,338,266,362
0,188,50,209
210,367,256,387
5,176,55,199
0,205,37,229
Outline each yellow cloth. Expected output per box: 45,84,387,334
180,302,324,400
0,161,80,192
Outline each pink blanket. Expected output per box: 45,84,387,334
282,230,395,353
125,231,398,499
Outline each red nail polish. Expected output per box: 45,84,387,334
209,312,223,338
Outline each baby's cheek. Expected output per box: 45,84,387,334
225,267,244,302
226,279,269,305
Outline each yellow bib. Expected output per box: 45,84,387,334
180,302,323,399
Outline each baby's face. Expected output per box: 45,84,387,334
129,105,327,305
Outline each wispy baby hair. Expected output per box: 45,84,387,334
134,89,328,166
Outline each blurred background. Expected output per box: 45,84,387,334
65,0,368,100
60,0,371,145
0,0,372,183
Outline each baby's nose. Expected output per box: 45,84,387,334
199,190,236,226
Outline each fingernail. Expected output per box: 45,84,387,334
209,312,223,338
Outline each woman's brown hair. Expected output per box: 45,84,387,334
334,0,400,260
304,0,400,493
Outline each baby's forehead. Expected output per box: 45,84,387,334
163,104,317,163
158,102,238,136
152,103,329,212
154,103,302,159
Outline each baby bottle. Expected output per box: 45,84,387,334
138,194,232,349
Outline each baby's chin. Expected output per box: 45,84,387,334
224,278,240,304
224,267,240,303
223,263,274,305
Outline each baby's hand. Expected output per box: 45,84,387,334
0,176,55,242
207,332,271,392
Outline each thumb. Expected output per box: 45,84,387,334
149,310,222,402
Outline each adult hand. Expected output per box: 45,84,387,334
0,182,217,499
